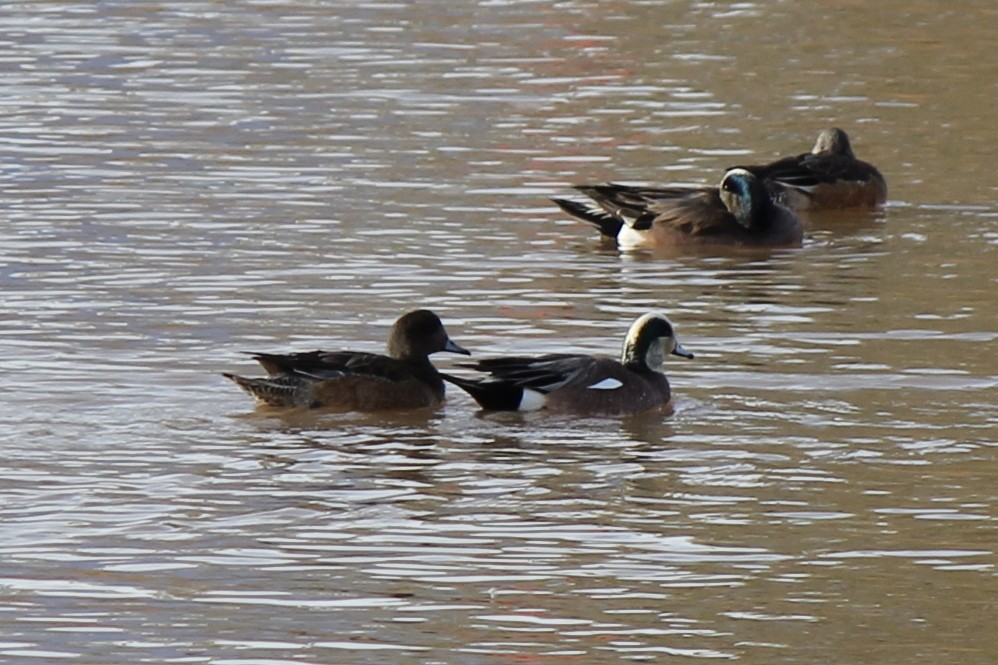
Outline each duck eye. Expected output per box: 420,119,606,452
653,320,673,338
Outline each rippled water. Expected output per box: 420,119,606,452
1,1,995,663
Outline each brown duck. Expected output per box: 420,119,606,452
224,309,469,410
443,312,693,416
552,168,803,248
733,127,887,210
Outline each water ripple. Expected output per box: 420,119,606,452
1,1,995,663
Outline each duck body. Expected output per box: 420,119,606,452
735,128,887,210
224,310,469,411
443,312,693,417
553,169,802,248
445,353,674,416
225,349,450,410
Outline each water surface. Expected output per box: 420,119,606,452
0,1,995,663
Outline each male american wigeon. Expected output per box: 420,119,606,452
552,168,803,248
224,309,470,410
733,128,887,210
442,312,693,416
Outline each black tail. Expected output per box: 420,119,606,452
551,197,623,239
441,373,524,411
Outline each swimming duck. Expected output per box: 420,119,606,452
224,309,470,410
442,312,693,416
552,168,803,248
734,127,887,210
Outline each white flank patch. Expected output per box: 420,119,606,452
617,226,646,248
518,388,547,411
587,377,623,391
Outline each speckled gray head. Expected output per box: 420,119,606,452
620,312,694,371
810,127,855,158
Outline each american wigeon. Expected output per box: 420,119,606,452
552,168,803,248
442,312,693,416
223,309,470,410
734,128,887,210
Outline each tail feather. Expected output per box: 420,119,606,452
551,197,624,239
223,372,310,407
441,373,525,411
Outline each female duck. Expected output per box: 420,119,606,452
224,309,470,410
443,312,693,416
734,127,887,210
552,168,803,248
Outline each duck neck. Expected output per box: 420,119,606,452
387,338,433,369
722,171,773,230
735,187,771,229
621,337,662,373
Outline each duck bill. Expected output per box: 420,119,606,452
671,342,694,359
444,339,472,356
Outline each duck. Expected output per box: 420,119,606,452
223,309,470,410
733,127,887,210
442,312,693,416
552,168,803,248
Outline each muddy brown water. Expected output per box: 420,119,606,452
1,2,995,663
